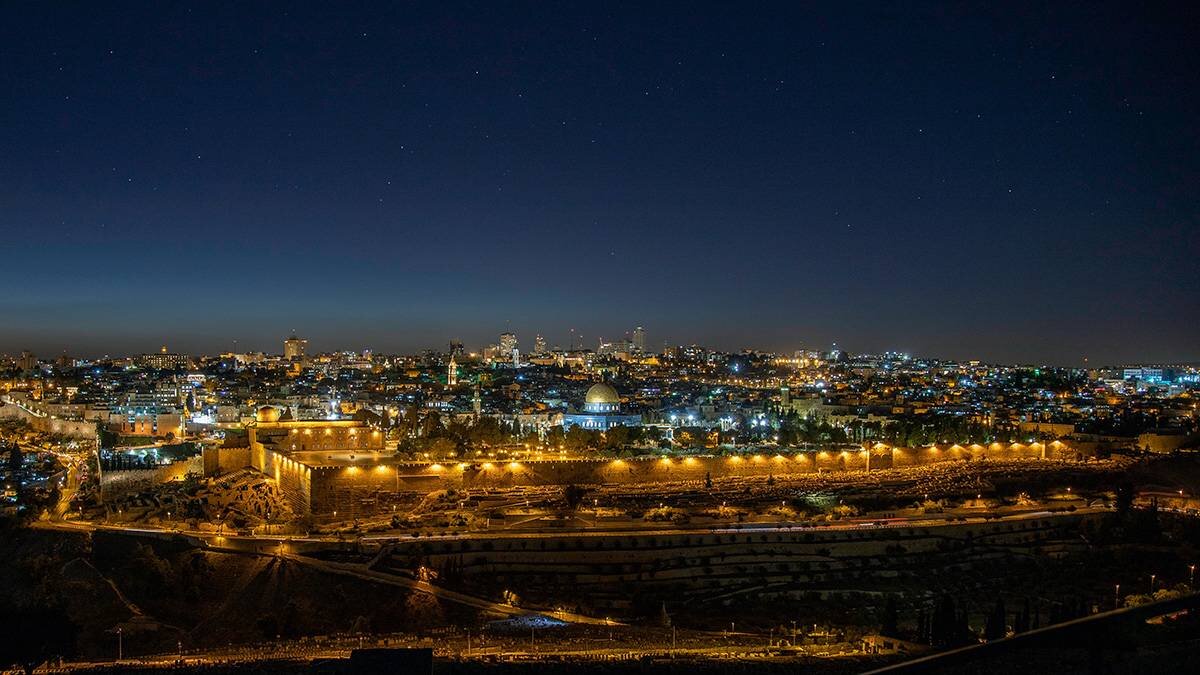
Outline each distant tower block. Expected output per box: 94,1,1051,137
632,326,646,353
284,333,308,359
534,334,547,355
499,332,518,364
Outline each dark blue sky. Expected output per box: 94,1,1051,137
2,2,1197,364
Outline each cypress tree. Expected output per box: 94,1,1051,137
983,598,1007,640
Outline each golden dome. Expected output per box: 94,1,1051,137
256,405,282,423
585,383,620,405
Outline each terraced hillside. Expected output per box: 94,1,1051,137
375,513,1102,618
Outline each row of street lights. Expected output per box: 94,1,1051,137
1114,563,1196,609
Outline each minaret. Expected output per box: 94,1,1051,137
472,382,482,415
447,354,458,386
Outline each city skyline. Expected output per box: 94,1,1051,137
4,4,1199,672
3,326,1199,369
2,3,1197,365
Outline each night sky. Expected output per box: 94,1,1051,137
2,2,1197,365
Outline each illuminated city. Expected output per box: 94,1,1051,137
2,3,1198,674
3,333,1199,673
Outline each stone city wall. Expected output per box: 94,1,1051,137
263,448,312,517
202,445,251,476
302,441,1082,514
0,401,97,438
100,456,203,501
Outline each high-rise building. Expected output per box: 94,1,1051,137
534,334,547,355
828,342,843,361
17,350,37,373
499,332,518,361
632,326,646,352
284,334,308,360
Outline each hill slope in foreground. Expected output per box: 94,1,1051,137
0,526,479,658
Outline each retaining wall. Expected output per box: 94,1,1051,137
302,442,1081,515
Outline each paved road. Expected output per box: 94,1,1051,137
37,503,1108,545
277,550,617,625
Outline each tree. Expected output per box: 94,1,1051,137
675,427,706,449
5,442,21,473
419,410,443,439
880,596,899,636
127,543,175,596
426,437,457,461
1013,598,1030,634
983,598,1006,640
565,426,597,452
467,417,504,446
929,596,969,648
1115,481,1134,518
97,426,119,449
604,425,631,450
350,615,372,635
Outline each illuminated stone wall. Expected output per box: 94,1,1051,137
300,441,1083,515
889,441,1069,466
252,424,385,453
199,443,310,513
310,463,413,516
202,445,251,475
264,448,312,515
100,456,203,501
0,401,96,438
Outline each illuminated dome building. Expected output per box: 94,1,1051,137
562,383,642,431
256,405,283,423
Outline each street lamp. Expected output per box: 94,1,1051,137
1150,574,1156,594
1114,583,1120,610
1190,565,1196,587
